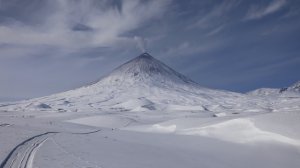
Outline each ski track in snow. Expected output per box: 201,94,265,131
0,130,102,168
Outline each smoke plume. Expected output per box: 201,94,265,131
134,36,147,53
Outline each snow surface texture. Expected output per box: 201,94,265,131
0,53,300,168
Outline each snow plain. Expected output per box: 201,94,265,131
1,109,300,168
0,53,299,168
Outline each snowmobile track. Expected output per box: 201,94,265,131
0,132,57,168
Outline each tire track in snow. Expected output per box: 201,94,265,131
0,129,102,168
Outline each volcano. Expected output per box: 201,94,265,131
1,53,256,113
98,52,195,86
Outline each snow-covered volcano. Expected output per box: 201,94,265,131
99,52,195,86
1,53,299,114
0,53,246,113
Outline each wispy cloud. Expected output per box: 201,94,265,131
188,0,240,30
245,0,287,20
0,0,172,56
206,25,225,36
163,40,225,58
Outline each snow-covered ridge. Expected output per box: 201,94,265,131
247,88,280,96
247,81,300,97
281,81,300,93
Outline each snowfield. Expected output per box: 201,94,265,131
0,53,299,168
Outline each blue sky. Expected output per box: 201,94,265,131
0,0,299,100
